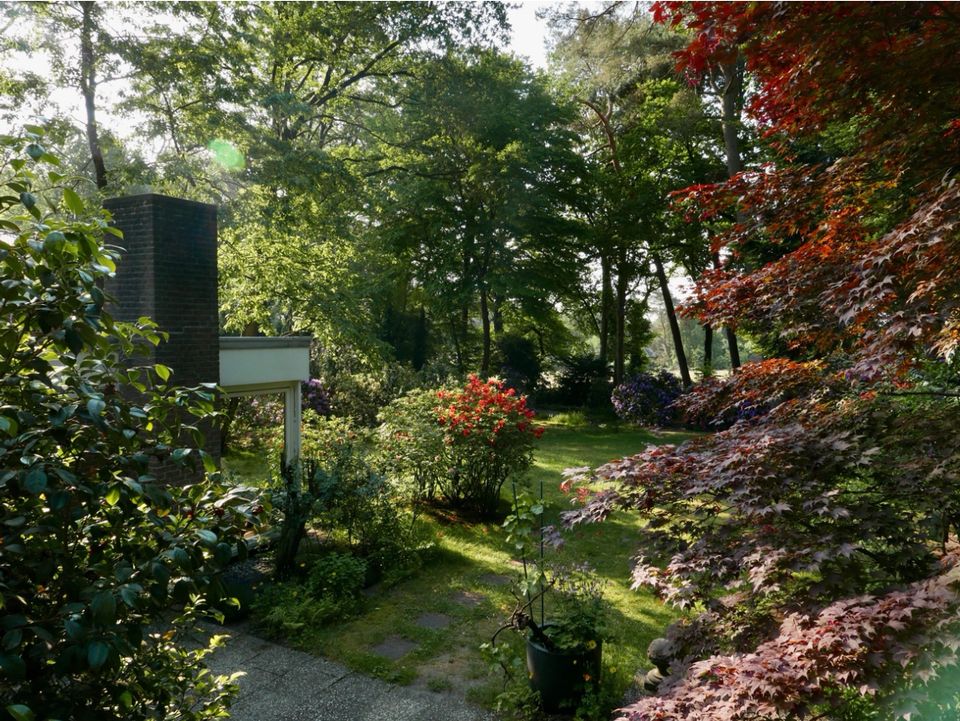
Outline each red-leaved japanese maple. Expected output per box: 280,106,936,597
565,4,960,719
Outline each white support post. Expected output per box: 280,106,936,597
283,381,302,471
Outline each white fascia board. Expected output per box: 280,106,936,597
219,337,311,390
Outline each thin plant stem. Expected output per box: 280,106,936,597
511,478,529,586
539,476,544,627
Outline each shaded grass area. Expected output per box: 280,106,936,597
221,446,280,488
222,419,696,710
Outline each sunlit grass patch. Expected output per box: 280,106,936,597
223,422,693,708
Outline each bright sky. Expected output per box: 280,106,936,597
2,3,559,140
506,1,554,69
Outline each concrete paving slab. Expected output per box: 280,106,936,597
206,632,275,674
248,643,349,682
370,635,419,660
451,590,484,608
415,612,452,630
231,668,282,702
388,685,494,721
478,573,511,586
295,673,399,721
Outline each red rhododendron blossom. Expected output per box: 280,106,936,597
377,376,547,517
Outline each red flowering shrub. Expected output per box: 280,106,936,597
435,375,544,516
378,376,544,517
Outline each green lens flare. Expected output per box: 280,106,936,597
207,138,245,170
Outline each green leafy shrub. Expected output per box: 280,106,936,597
271,459,323,579
254,552,368,636
322,464,417,583
327,362,423,427
496,333,542,393
299,412,373,465
376,387,449,506
550,354,610,408
546,565,608,652
0,130,263,721
271,415,421,583
270,415,372,577
306,552,367,599
252,583,347,635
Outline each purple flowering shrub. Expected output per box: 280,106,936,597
302,378,332,416
611,370,683,427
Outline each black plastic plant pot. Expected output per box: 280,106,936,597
526,629,602,713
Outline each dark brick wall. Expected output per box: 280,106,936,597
104,194,221,481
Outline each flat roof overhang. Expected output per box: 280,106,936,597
219,336,311,389
219,336,312,467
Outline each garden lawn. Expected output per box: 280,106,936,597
223,419,696,711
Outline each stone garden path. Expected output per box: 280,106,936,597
205,623,496,721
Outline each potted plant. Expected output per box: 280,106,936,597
487,488,608,714
523,564,606,713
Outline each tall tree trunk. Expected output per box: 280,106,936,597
721,55,745,178
533,326,546,357
492,295,504,336
712,251,742,369
600,253,612,368
613,248,628,386
703,323,714,377
719,57,746,369
80,1,107,189
725,327,741,369
652,253,692,387
450,314,464,373
411,306,427,371
459,299,470,369
479,284,491,375
458,237,474,372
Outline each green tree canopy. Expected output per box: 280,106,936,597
367,49,586,373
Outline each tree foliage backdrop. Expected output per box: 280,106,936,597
0,1,736,386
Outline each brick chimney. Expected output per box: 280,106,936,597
104,194,221,478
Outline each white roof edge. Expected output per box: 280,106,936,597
219,336,312,350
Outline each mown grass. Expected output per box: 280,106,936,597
222,418,697,711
